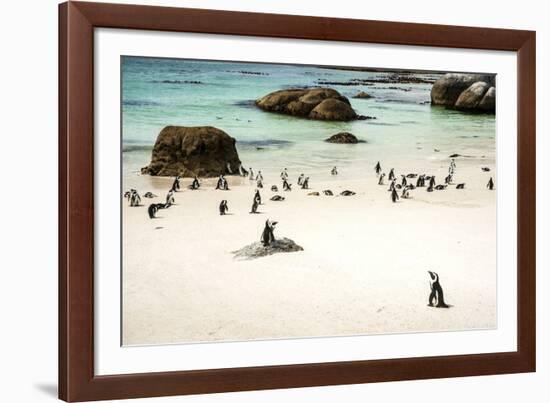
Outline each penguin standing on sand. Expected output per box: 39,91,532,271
254,189,262,205
388,179,396,192
391,187,399,203
297,173,305,186
256,171,263,181
215,175,224,190
487,177,495,190
389,168,395,181
331,166,338,176
428,271,449,308
189,176,200,190
445,174,453,185
378,173,386,185
250,198,259,214
249,168,254,181
219,200,228,215
401,175,407,187
257,177,263,188
280,168,288,180
429,175,436,188
171,176,181,192
401,187,410,199
261,219,277,246
165,190,175,206
130,190,141,207
375,161,382,176
301,177,310,190
283,178,292,191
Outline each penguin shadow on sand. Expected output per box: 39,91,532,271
427,271,452,309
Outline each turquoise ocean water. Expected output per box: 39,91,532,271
122,57,495,180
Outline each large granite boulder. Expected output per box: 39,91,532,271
431,73,496,113
255,88,359,121
142,126,241,177
325,132,363,144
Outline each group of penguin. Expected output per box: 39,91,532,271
124,164,473,308
374,158,496,203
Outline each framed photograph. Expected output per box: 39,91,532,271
59,1,536,401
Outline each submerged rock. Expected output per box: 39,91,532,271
255,88,359,121
325,132,363,144
232,237,304,260
353,91,372,99
142,126,241,177
430,73,495,113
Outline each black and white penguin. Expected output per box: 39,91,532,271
271,185,278,192
375,161,382,176
429,176,436,188
331,166,338,176
249,168,254,181
165,190,175,206
388,179,396,192
388,168,395,181
219,200,228,215
215,175,224,190
445,174,453,185
297,173,305,186
416,175,425,187
428,271,449,308
270,195,285,201
147,203,165,219
406,173,418,178
323,190,334,196
261,219,277,246
401,175,407,187
391,188,399,203
435,184,447,190
456,183,465,189
257,178,263,188
143,191,156,198
301,177,310,190
171,176,181,192
280,168,288,180
401,187,410,199
340,190,356,196
250,199,259,214
481,167,491,172
378,173,386,185
130,190,141,207
283,179,292,191
256,170,264,181
254,189,262,205
487,177,495,190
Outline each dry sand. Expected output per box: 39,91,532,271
122,158,496,346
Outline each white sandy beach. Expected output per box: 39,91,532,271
122,156,496,346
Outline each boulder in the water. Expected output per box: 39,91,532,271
353,91,372,99
142,126,241,177
232,237,304,260
325,132,364,144
430,73,495,113
255,88,359,121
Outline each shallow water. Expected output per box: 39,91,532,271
122,57,495,180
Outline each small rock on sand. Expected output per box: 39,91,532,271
232,238,304,260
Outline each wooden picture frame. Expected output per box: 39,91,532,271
59,1,536,401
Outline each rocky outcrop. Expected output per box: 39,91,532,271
325,132,363,144
141,126,241,177
430,73,496,113
232,238,304,259
255,88,359,121
353,91,372,99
